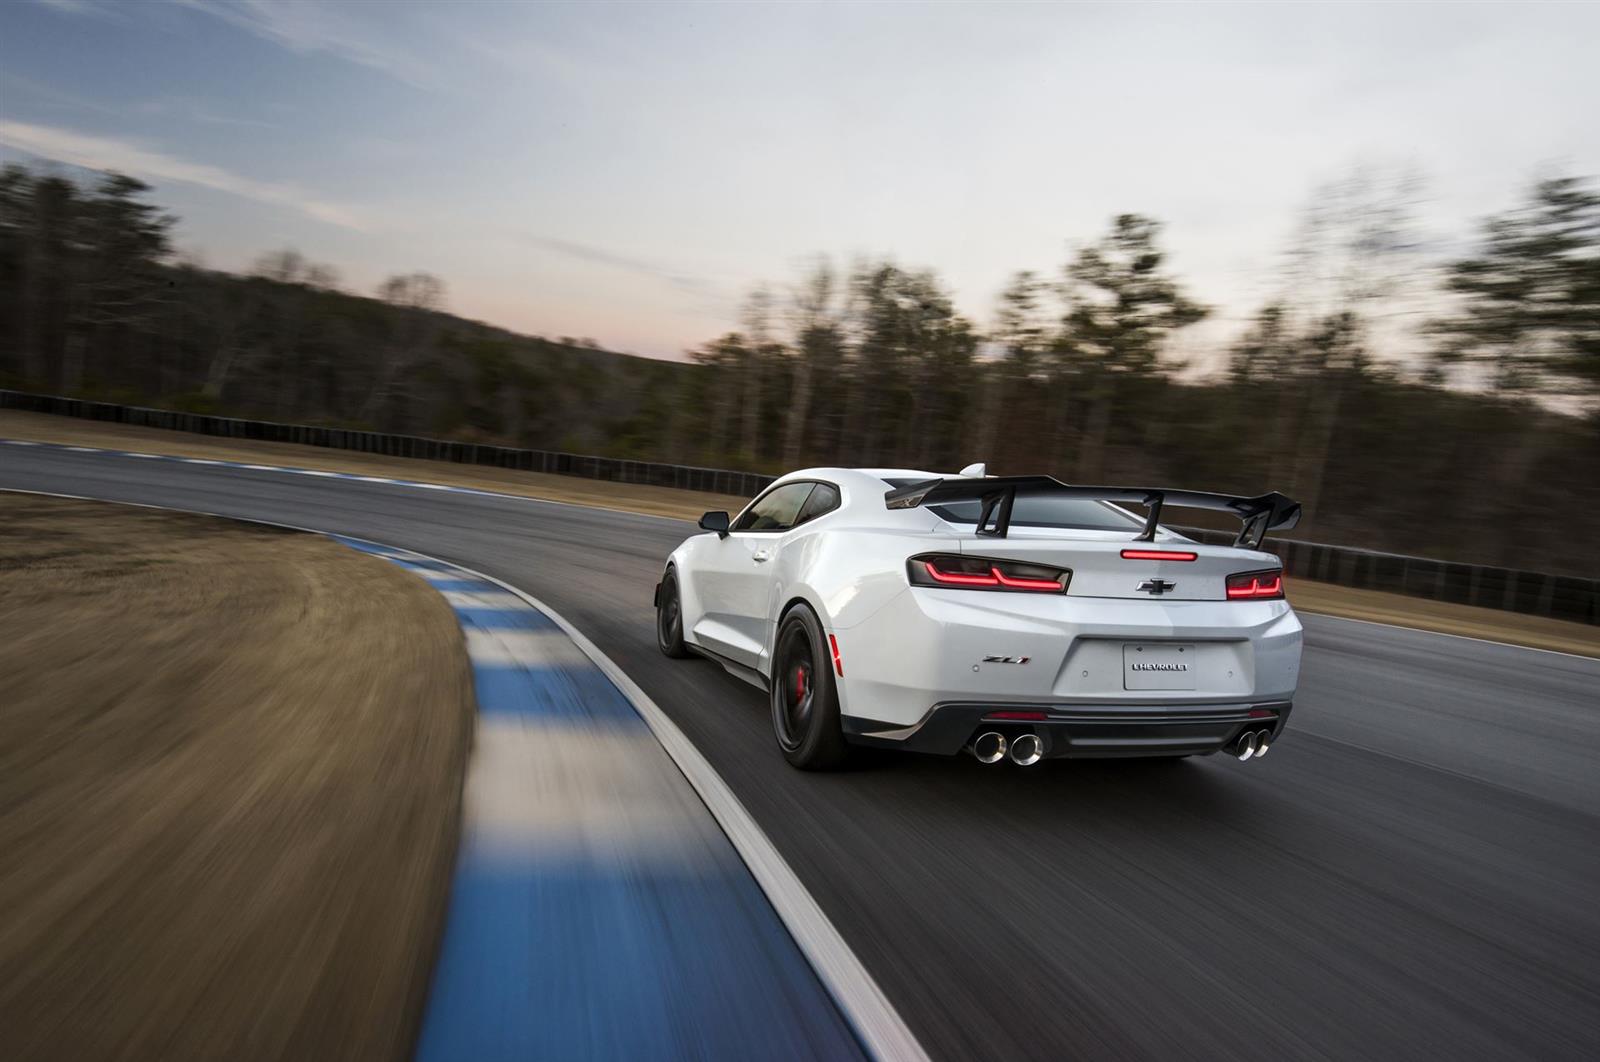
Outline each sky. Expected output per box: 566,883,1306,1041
2,0,1598,361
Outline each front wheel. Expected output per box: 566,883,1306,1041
656,568,690,658
771,606,849,770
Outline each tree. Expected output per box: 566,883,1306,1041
1059,214,1207,481
689,333,750,463
782,259,841,467
362,272,447,422
976,271,1049,465
738,286,776,463
59,174,175,391
1431,175,1600,400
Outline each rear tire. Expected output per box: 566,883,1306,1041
771,605,849,770
656,568,690,658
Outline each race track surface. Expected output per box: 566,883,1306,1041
6,444,1597,1062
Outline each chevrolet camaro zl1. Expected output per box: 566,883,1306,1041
654,465,1303,770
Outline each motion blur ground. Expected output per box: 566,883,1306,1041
0,495,474,1062
5,447,1597,1061
339,540,867,1061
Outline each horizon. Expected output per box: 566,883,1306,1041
3,0,1598,364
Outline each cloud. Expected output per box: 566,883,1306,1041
175,0,439,89
524,235,716,298
0,120,367,230
32,0,110,15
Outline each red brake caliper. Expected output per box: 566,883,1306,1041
795,666,806,702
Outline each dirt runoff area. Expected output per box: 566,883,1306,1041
0,494,475,1062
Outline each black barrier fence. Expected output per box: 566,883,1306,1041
4,388,1595,626
0,389,776,498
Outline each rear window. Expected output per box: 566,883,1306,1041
883,478,1142,532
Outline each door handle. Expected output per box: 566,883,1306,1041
752,549,772,563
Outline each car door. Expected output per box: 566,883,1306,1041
690,481,816,669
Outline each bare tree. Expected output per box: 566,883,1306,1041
782,258,839,467
362,272,446,423
739,286,775,462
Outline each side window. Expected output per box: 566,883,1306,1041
733,482,816,532
796,482,840,525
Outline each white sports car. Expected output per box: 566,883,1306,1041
654,466,1304,770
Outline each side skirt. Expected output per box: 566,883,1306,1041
687,642,771,692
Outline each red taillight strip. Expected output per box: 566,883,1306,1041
1121,549,1198,561
985,710,1048,721
1227,572,1284,598
923,561,1000,586
828,634,844,677
991,568,1064,590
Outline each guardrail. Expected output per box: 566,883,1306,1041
4,388,1594,626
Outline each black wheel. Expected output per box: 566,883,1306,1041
656,568,690,658
771,605,849,770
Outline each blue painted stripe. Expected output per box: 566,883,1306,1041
425,579,493,592
471,661,646,726
453,605,557,630
413,864,859,1062
326,537,865,1062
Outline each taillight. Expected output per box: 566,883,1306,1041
1226,569,1284,600
1121,549,1198,561
908,553,1070,593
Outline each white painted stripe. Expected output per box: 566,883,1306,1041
124,452,161,459
464,627,597,668
5,440,40,445
239,464,279,471
441,589,525,610
296,469,340,477
368,549,423,561
183,458,226,465
466,717,723,871
66,445,100,452
354,476,398,483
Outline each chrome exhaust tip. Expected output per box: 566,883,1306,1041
1252,729,1272,759
971,731,1007,765
1233,731,1259,761
1009,733,1044,767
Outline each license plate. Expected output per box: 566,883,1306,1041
1123,643,1196,690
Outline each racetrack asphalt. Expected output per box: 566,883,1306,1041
5,443,1597,1062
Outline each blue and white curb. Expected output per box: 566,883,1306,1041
335,539,886,1061
3,455,928,1058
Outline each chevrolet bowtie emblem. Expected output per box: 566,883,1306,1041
1137,579,1176,595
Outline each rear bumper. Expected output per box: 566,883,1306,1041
842,700,1293,759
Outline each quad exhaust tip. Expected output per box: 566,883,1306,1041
972,731,1007,764
1009,733,1044,766
1233,728,1274,761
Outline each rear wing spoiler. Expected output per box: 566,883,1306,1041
883,475,1301,549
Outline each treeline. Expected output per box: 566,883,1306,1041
0,165,692,455
0,162,1596,576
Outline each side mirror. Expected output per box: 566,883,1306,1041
698,510,731,537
